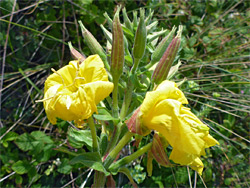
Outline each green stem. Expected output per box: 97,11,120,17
120,79,134,120
106,122,122,153
131,58,140,74
104,131,134,169
145,61,155,69
112,77,119,118
109,142,153,172
88,116,99,152
92,171,106,188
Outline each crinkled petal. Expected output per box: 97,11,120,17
141,81,188,116
79,55,109,83
143,99,205,155
83,81,114,104
45,62,77,93
169,148,204,175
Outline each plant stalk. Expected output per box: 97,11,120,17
109,142,153,172
88,116,99,152
104,131,134,169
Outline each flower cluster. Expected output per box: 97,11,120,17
127,80,219,175
43,55,113,124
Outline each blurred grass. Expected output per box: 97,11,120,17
0,0,249,187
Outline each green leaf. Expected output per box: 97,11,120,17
35,144,54,162
15,175,23,184
12,160,31,175
70,152,109,176
57,159,72,174
122,25,134,38
54,146,80,156
30,131,53,144
2,131,18,142
15,133,40,151
28,166,40,183
67,127,92,149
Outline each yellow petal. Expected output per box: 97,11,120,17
169,148,204,175
141,80,188,116
79,55,109,83
83,81,114,104
143,99,205,155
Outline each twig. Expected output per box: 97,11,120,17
0,0,49,19
80,169,93,188
0,0,17,128
0,172,16,183
60,0,66,68
71,1,82,52
187,166,192,188
60,169,91,188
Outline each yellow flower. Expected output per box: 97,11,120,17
43,55,114,124
138,80,219,175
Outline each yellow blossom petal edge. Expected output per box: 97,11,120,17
43,55,114,124
139,80,219,175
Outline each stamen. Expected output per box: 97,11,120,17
51,68,66,88
35,96,55,102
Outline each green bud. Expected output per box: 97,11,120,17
103,12,113,29
147,29,168,43
111,6,124,79
68,42,85,63
132,10,138,28
150,26,176,66
152,25,183,85
167,60,181,80
100,24,112,44
146,20,158,33
145,9,154,25
122,7,133,31
78,21,109,70
132,9,147,61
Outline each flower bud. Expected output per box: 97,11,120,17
111,6,124,79
78,21,109,70
68,42,85,63
152,25,183,85
122,7,133,31
150,26,176,66
132,9,147,61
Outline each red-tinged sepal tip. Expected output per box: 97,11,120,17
126,106,150,136
133,134,143,148
68,42,85,63
151,133,171,167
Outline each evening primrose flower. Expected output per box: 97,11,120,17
42,55,113,124
127,80,218,175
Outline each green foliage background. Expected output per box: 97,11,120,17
0,0,249,187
